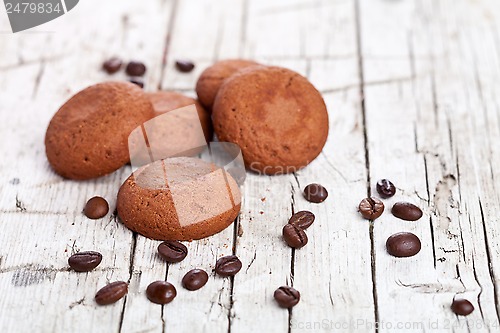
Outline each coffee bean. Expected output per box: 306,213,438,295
358,197,384,220
129,77,144,89
158,241,188,263
386,232,421,257
282,224,308,249
288,211,315,230
68,251,102,272
182,269,209,291
376,179,396,198
451,299,474,316
303,183,328,203
215,255,242,277
126,61,146,76
84,196,109,219
102,57,122,74
392,202,423,221
175,60,195,73
95,281,128,305
274,286,300,308
146,281,177,304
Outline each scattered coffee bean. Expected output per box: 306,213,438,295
146,281,177,304
386,232,421,257
182,269,209,291
274,286,300,308
84,196,109,219
392,202,423,221
215,255,242,277
376,179,396,198
126,61,146,76
175,60,195,73
102,57,122,74
358,197,384,220
288,211,315,230
451,299,474,316
282,224,308,249
158,241,188,263
129,77,144,89
68,251,102,272
95,281,128,305
303,183,328,203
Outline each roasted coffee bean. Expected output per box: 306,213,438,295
126,61,146,76
386,232,421,257
215,255,242,277
392,202,423,221
84,196,109,219
282,224,308,249
303,183,328,203
376,179,396,198
146,281,177,304
358,197,384,220
451,299,474,316
102,57,122,74
68,251,102,272
95,281,128,305
158,241,188,263
288,211,315,230
182,269,209,291
175,60,195,73
129,77,144,89
274,286,300,308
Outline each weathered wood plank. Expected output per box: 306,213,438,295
1,0,500,332
358,0,500,331
119,1,252,332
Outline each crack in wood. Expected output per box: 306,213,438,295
287,181,297,333
161,254,169,333
321,152,349,183
433,174,457,230
118,232,138,333
354,1,378,332
32,60,45,99
69,297,85,310
15,195,26,212
396,280,466,294
226,213,241,332
157,0,179,91
245,251,257,274
0,54,66,72
479,199,500,325
319,76,415,95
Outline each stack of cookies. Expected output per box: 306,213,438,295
44,59,329,241
197,60,329,175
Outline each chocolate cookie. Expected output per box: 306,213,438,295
117,157,241,241
147,91,212,143
196,59,260,110
45,82,154,180
212,66,329,175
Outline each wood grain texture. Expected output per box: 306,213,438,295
1,0,500,332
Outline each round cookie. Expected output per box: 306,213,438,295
147,91,213,143
212,66,329,175
45,82,154,180
196,59,260,110
117,157,241,241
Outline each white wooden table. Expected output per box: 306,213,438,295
1,0,500,332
